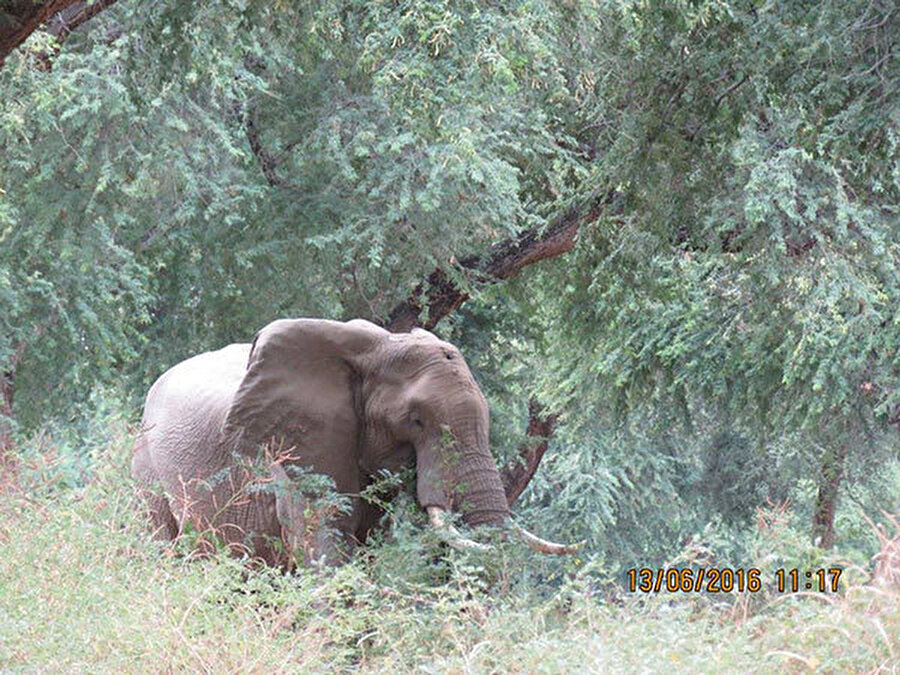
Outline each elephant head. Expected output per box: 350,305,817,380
222,318,578,556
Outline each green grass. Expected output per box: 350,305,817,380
1,434,898,673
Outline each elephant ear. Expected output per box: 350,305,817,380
223,319,385,483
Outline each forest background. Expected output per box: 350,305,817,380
1,0,898,670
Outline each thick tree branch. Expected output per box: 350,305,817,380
43,0,117,41
501,399,558,506
0,0,116,68
386,198,604,332
1,0,75,64
245,107,284,187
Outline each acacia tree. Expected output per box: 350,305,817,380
527,0,900,549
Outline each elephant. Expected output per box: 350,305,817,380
131,317,580,567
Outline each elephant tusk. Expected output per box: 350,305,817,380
426,506,492,552
510,521,585,555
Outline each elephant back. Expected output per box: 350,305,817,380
141,342,253,486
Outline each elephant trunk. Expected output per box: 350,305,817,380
452,449,509,527
426,438,585,556
415,402,583,555
414,421,508,527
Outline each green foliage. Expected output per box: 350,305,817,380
1,0,591,423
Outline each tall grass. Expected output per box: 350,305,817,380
1,423,897,673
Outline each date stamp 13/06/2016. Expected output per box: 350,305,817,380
626,567,843,594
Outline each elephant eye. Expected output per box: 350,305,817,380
412,418,424,428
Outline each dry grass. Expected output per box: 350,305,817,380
1,432,898,673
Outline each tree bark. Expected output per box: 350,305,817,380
0,0,116,68
501,399,558,506
811,444,848,549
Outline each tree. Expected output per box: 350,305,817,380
532,0,899,548
0,0,589,445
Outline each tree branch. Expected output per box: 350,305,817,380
245,107,284,187
386,197,605,332
501,399,559,506
0,0,116,69
239,55,286,188
44,0,117,41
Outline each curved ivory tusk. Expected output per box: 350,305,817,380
510,521,586,555
426,506,492,552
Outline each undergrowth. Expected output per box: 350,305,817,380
1,423,897,673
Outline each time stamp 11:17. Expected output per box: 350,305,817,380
626,567,843,594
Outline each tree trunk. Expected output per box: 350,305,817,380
0,368,13,452
501,399,558,506
811,444,847,549
0,369,16,492
0,337,35,453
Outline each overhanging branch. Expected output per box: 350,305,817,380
0,0,117,68
386,197,605,332
43,0,117,42
383,197,605,504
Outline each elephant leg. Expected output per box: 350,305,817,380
140,488,179,541
132,438,178,541
270,476,353,567
274,489,343,567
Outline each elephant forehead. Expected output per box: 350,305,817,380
387,332,461,358
409,361,482,399
387,329,435,343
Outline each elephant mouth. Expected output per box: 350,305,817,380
425,506,584,555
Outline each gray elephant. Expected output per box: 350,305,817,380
132,318,579,567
